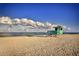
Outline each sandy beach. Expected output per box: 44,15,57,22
0,34,79,56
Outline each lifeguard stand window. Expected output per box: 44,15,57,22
61,28,62,30
55,27,58,31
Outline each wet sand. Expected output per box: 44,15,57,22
0,34,79,56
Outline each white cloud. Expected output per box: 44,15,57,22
12,18,21,24
0,16,69,32
67,27,71,31
0,16,12,24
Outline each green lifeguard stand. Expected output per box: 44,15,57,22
47,26,64,35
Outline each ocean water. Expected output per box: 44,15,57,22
64,32,79,34
0,32,48,36
0,32,79,36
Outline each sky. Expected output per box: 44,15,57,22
0,3,79,32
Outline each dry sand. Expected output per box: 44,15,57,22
0,34,79,56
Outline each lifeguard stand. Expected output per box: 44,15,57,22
47,26,64,35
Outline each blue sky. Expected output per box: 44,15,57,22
0,3,79,32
